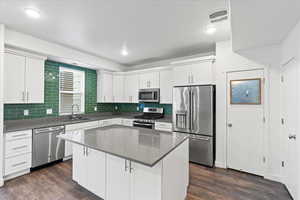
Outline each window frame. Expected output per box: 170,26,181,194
59,67,85,115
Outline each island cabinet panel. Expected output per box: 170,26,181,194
131,162,162,200
86,148,106,198
106,154,131,200
162,139,189,200
72,144,106,199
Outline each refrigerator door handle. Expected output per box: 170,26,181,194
191,90,194,131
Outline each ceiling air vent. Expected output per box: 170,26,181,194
209,10,228,23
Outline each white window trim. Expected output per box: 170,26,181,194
59,67,85,115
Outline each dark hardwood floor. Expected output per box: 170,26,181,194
0,161,291,200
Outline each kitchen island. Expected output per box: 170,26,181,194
58,125,189,200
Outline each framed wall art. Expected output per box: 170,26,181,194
230,78,262,105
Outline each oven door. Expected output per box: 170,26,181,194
139,89,160,103
133,121,154,129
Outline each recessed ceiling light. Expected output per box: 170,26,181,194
24,8,41,19
205,24,216,35
121,45,129,56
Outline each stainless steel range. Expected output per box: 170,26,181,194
133,107,164,129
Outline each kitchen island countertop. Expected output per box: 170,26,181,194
58,125,188,167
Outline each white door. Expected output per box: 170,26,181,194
86,148,106,199
113,74,125,102
25,57,44,103
281,59,298,199
4,52,26,103
106,154,130,200
159,69,173,104
227,70,265,176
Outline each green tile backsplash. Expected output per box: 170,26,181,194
4,60,98,120
97,103,172,115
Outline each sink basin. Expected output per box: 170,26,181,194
62,116,91,122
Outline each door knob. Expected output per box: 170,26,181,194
288,134,297,140
228,123,233,127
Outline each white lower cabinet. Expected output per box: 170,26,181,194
4,130,32,179
73,144,106,199
65,121,100,159
155,122,172,132
106,155,131,200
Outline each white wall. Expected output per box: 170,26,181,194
0,24,4,186
281,18,300,198
215,40,282,181
5,29,124,72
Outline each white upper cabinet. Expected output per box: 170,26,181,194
4,51,45,104
113,74,125,102
97,71,113,103
159,69,173,104
124,73,139,103
139,72,159,89
173,61,214,86
4,52,26,104
25,57,45,103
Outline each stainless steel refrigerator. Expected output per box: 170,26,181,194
173,85,215,167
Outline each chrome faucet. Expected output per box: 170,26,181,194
71,104,80,119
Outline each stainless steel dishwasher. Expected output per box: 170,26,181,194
32,126,65,168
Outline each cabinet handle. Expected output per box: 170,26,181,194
12,145,27,150
83,146,86,156
12,161,27,167
22,91,25,102
12,134,28,138
129,161,133,173
86,148,89,156
125,160,128,171
27,91,29,102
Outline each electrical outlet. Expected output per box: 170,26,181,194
24,110,29,116
46,109,53,115
115,106,118,110
137,106,139,111
94,106,97,111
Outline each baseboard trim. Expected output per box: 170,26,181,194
215,161,226,168
264,174,282,182
4,169,30,181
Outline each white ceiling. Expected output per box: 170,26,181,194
0,0,230,66
230,0,300,51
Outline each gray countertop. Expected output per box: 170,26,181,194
58,125,188,167
4,112,172,133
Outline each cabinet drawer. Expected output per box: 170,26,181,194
5,130,32,141
66,121,99,131
155,122,172,132
5,138,32,158
122,119,133,126
99,119,113,127
5,153,31,176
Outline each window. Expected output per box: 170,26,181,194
59,67,85,115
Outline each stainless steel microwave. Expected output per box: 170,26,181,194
138,89,160,103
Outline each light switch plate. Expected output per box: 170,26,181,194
46,109,53,115
94,106,97,111
24,110,29,116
